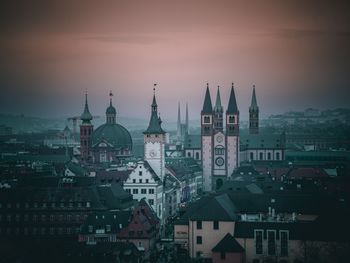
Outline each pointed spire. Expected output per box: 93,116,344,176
202,83,213,114
80,91,93,123
214,86,223,111
185,102,189,132
250,85,258,110
177,102,181,139
144,85,165,134
227,83,239,114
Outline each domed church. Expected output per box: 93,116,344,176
79,92,133,164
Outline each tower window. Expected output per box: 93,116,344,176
229,116,235,123
204,116,210,123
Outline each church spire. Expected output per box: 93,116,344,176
227,83,239,114
250,85,258,110
177,102,181,140
80,91,93,124
202,83,213,114
185,102,189,135
214,86,223,112
144,85,165,134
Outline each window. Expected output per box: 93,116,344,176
125,188,131,193
132,179,136,183
276,152,280,160
259,152,263,160
204,116,210,123
139,179,142,183
187,152,191,157
220,251,226,259
229,115,235,124
146,179,149,183
250,152,254,160
141,189,147,194
267,152,271,160
196,236,202,244
196,220,202,229
139,171,142,176
132,189,138,194
213,221,219,230
195,152,200,160
267,230,276,255
280,231,289,257
149,189,154,194
255,230,263,254
215,147,225,155
148,199,154,205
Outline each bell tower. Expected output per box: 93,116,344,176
201,83,213,191
226,83,240,176
143,86,166,180
80,92,93,162
249,85,259,134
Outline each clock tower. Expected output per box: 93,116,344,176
143,87,166,181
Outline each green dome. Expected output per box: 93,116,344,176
92,123,132,149
106,105,116,115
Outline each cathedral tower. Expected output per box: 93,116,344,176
143,87,166,180
80,92,93,162
201,83,240,191
226,83,240,176
249,85,259,134
201,83,213,191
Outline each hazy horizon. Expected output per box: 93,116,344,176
1,0,350,121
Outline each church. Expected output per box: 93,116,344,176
201,83,240,191
79,92,133,164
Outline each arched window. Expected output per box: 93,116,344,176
250,152,254,160
229,116,235,124
259,152,263,160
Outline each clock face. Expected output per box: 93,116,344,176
217,135,223,143
149,150,156,157
215,157,224,166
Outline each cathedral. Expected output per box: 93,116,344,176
201,83,240,191
79,92,133,164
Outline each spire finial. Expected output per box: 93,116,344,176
109,90,113,106
206,82,209,88
232,82,234,88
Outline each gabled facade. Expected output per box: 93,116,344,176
123,161,163,219
201,83,240,191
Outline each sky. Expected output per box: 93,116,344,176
0,0,350,121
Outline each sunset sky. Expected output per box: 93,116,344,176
0,0,349,121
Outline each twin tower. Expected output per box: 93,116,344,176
201,83,259,191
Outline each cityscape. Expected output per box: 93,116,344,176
1,1,350,263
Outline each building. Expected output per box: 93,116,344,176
174,191,349,262
117,199,160,252
240,86,286,163
124,88,166,221
176,102,189,144
79,92,133,164
123,160,163,219
201,83,240,191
